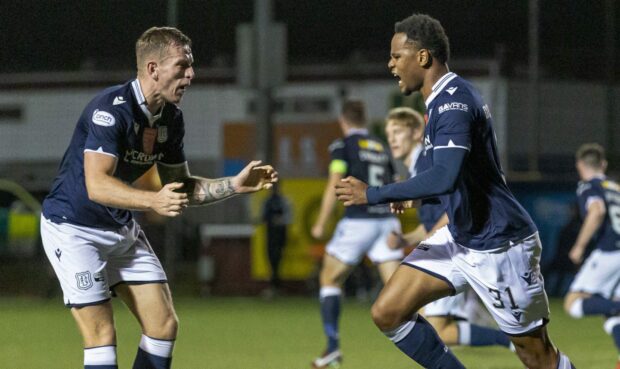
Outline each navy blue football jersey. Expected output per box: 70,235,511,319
329,129,395,218
410,147,445,232
576,176,620,251
423,72,536,250
43,79,186,228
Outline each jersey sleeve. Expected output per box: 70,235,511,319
328,139,347,174
84,107,125,157
433,94,473,152
577,181,605,212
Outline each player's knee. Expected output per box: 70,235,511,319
371,300,405,331
84,322,116,347
563,296,583,318
144,311,179,339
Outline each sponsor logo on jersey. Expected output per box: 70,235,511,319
123,149,164,165
143,127,157,154
93,272,106,283
446,86,458,95
133,121,140,135
75,271,93,290
438,102,468,114
92,109,115,127
157,126,168,143
55,248,62,261
358,139,384,152
358,150,389,164
113,96,127,105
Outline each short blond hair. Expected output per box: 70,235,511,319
385,107,424,131
576,143,606,169
136,27,192,74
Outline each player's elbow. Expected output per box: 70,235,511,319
84,177,106,203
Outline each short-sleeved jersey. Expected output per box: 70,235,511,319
423,72,536,251
409,146,445,232
43,79,186,229
576,176,620,251
329,129,395,218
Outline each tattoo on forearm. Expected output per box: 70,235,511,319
192,177,236,205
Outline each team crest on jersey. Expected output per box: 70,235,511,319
157,126,168,143
92,109,115,127
143,127,157,155
75,271,93,290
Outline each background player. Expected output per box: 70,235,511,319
384,107,511,351
40,27,277,369
563,143,620,369
334,13,575,369
310,99,403,368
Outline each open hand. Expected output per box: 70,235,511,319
233,160,279,194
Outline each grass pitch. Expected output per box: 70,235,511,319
0,296,614,368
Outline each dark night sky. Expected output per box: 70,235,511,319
1,0,617,80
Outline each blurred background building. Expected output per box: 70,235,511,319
0,0,617,297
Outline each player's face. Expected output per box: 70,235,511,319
388,33,423,96
156,44,195,104
385,120,415,160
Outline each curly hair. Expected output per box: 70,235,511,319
395,14,450,64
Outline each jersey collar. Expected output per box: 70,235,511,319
346,128,368,137
425,72,458,108
131,79,163,126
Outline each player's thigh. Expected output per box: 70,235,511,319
373,264,454,326
71,301,116,347
115,282,178,339
325,218,380,265
376,260,400,283
320,253,356,286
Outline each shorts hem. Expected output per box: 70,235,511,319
325,251,358,266
400,262,457,296
65,297,111,308
503,318,549,337
110,279,168,293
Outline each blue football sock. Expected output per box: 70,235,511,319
132,335,175,369
458,322,511,347
384,314,465,368
84,345,117,369
612,325,620,352
582,295,620,316
319,287,342,352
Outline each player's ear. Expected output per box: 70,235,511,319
147,62,159,81
418,49,432,68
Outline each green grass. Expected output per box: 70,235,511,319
0,296,615,368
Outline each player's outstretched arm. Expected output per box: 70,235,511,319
311,171,343,239
157,160,278,206
569,199,606,264
84,152,188,217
